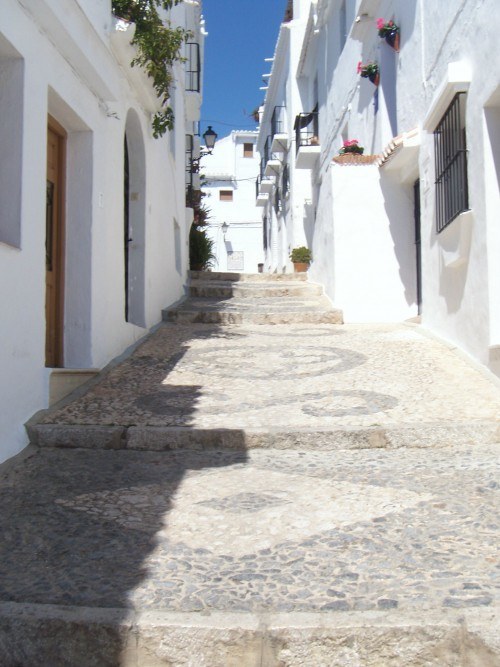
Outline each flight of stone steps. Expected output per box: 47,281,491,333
163,270,343,325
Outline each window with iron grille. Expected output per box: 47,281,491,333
434,93,469,233
274,188,281,214
282,163,289,195
186,43,200,93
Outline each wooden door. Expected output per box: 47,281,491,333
45,120,66,367
414,179,422,315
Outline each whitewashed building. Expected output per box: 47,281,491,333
0,0,205,463
202,131,264,273
257,0,500,377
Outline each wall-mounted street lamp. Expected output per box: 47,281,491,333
221,221,229,239
202,125,218,154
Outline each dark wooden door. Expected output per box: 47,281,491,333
45,121,65,367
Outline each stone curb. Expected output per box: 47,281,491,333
0,602,498,667
27,421,500,452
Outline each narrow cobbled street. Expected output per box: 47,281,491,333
1,273,500,666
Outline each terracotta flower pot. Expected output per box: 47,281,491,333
385,29,400,52
368,71,380,86
293,262,309,273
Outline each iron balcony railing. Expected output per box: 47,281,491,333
294,111,319,152
260,157,267,180
185,134,194,189
263,135,271,164
271,106,286,140
434,92,469,233
186,42,201,93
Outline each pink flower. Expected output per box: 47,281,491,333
357,61,363,74
376,18,385,30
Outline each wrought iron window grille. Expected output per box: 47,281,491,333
434,92,469,233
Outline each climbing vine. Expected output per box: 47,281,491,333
112,0,191,137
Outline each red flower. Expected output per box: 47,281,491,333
357,61,363,74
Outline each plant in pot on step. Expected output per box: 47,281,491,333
290,246,312,273
357,60,380,86
376,18,400,51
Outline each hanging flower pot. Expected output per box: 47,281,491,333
385,28,400,51
357,61,380,86
377,18,400,52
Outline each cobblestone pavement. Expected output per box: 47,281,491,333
38,323,500,431
4,276,500,664
0,444,498,616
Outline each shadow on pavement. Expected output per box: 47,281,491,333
0,322,249,666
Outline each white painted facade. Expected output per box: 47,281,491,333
0,0,204,463
202,131,264,273
257,0,500,377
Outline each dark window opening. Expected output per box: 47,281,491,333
220,190,233,202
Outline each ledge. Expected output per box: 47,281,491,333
110,18,163,112
423,61,472,131
439,210,474,269
296,145,320,169
332,154,380,166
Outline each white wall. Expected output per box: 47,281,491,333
0,0,201,462
203,132,264,273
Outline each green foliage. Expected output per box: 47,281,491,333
189,229,216,270
290,246,312,263
187,183,215,270
112,0,190,137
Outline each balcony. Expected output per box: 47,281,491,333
294,111,320,169
256,177,270,206
256,166,274,194
271,106,289,152
263,135,282,176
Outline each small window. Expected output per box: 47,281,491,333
243,143,254,158
220,190,233,201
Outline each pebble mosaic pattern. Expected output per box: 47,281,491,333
40,323,500,430
0,446,498,614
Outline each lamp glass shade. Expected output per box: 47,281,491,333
203,126,217,150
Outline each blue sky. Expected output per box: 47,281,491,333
200,0,287,142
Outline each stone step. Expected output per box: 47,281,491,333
189,270,308,282
1,444,499,665
164,296,343,325
1,603,497,666
189,281,323,299
28,421,500,452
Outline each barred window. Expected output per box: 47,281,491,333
282,163,289,195
434,93,469,233
274,188,282,214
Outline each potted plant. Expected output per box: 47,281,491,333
290,246,312,272
357,61,380,86
376,18,400,51
339,139,364,155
